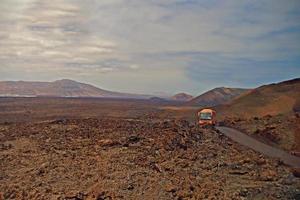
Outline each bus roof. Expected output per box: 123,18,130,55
199,108,215,113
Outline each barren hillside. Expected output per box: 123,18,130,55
217,78,300,152
216,78,300,119
187,87,249,107
0,79,150,99
171,93,193,102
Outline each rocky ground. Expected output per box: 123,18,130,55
222,113,300,152
1,117,300,200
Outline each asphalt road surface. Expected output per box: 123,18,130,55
216,126,300,168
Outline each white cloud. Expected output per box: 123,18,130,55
129,64,140,70
0,0,299,94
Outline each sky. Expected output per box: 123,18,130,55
0,0,299,95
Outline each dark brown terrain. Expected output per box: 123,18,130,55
221,114,300,152
0,97,300,199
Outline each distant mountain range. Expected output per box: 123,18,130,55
0,79,151,99
0,79,252,106
3,79,278,110
216,78,300,118
1,78,299,118
186,87,250,106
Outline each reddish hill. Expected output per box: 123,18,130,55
171,93,193,102
217,78,300,152
0,79,150,99
216,78,300,119
187,87,249,107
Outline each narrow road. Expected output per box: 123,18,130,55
216,126,300,168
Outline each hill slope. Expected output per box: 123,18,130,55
171,93,193,102
187,87,249,107
0,79,150,99
216,78,300,119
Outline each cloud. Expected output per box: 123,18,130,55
0,0,299,94
129,64,140,70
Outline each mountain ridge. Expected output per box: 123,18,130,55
186,87,250,107
0,79,151,99
215,78,300,119
171,93,193,102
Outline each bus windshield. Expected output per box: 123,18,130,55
200,112,212,120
